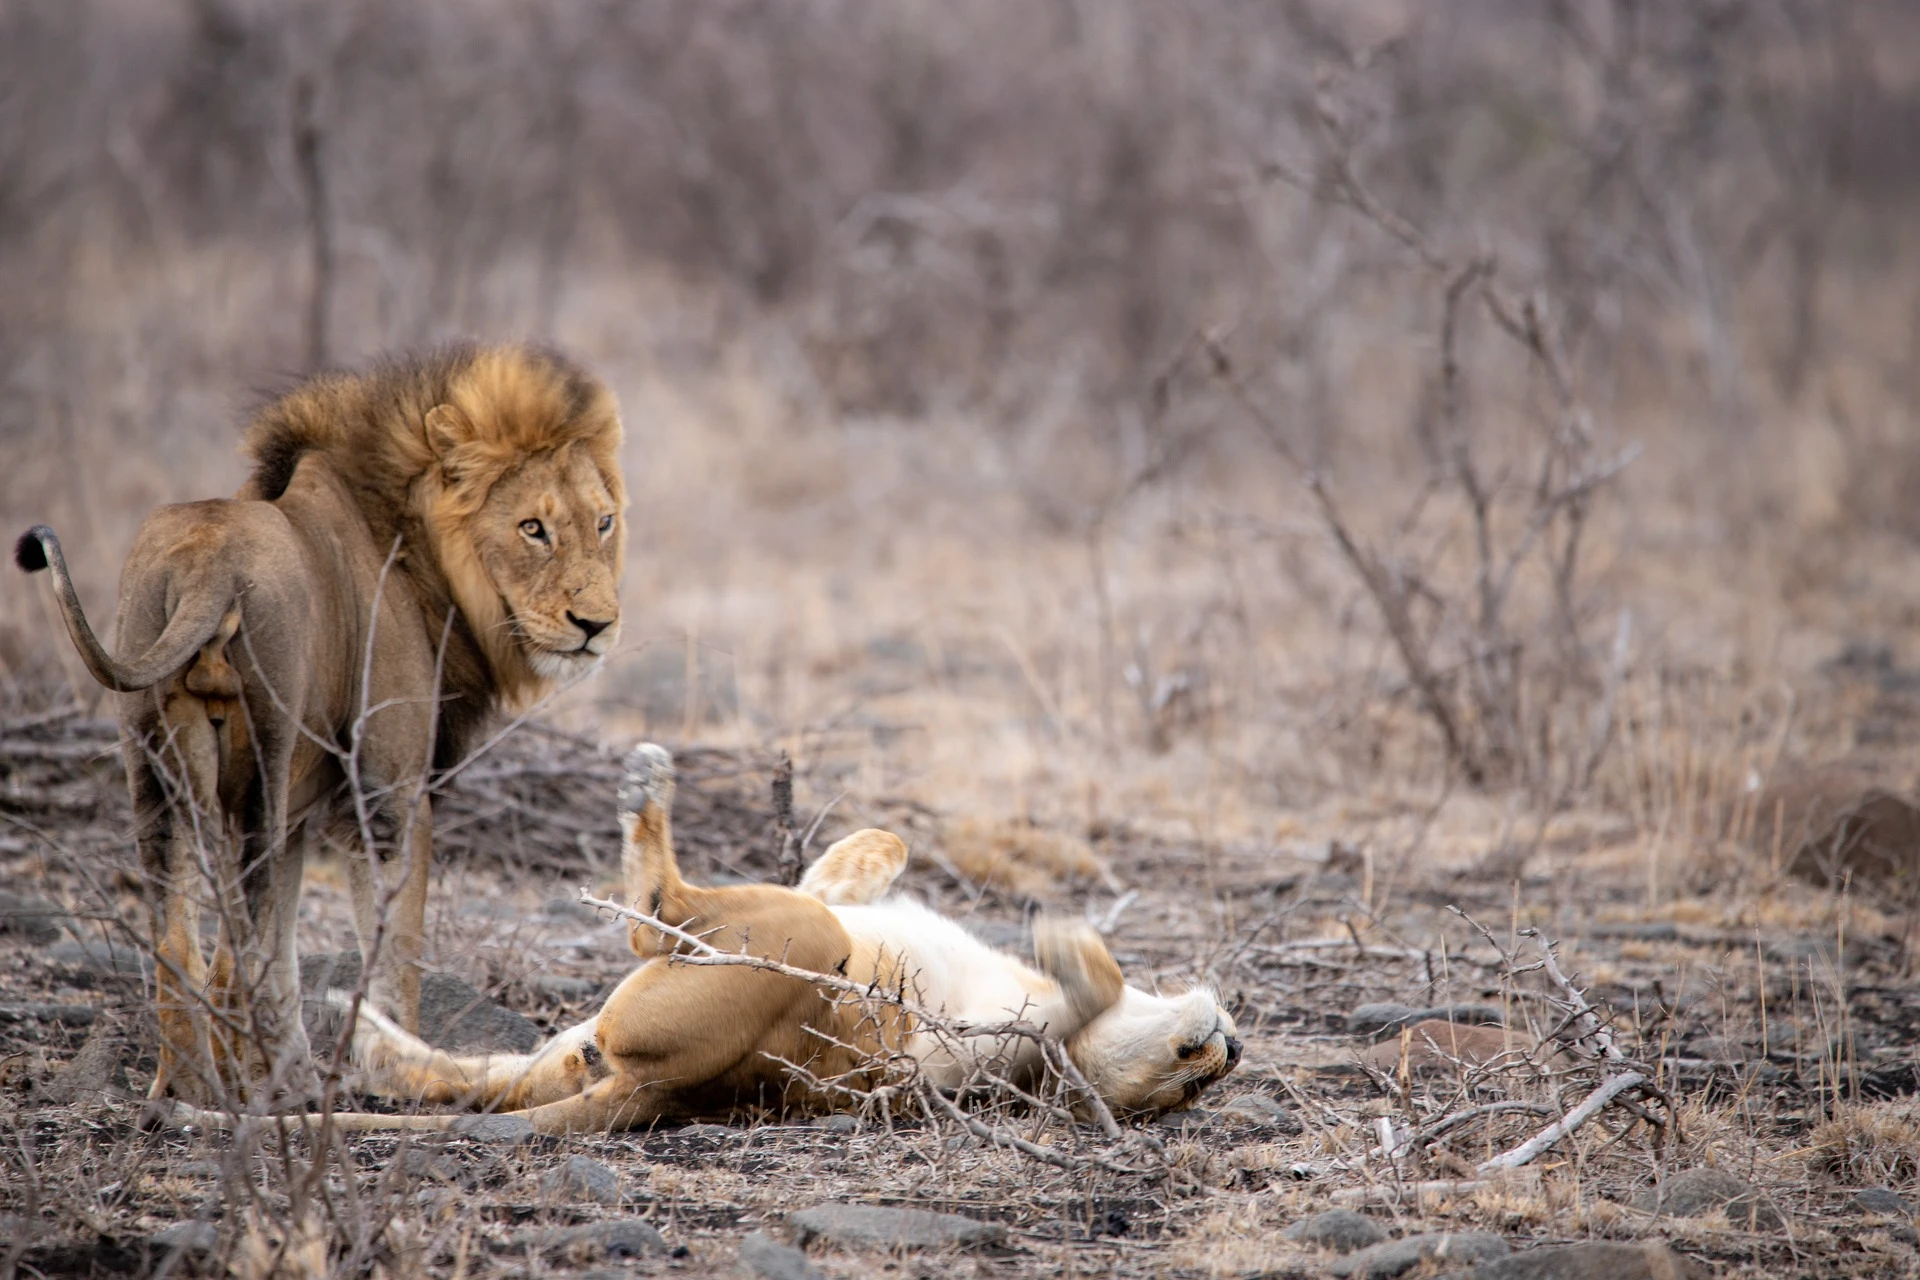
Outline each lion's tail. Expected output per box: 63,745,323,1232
15,524,232,693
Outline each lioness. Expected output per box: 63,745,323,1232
189,744,1128,1134
334,746,1240,1125
15,344,625,1103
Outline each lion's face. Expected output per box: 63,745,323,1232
466,446,623,683
1069,986,1242,1116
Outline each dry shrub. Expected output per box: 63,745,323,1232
939,817,1115,900
1808,1101,1920,1187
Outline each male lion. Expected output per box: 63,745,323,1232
315,745,1239,1130
15,344,625,1103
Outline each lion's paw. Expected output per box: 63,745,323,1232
617,743,675,819
1033,918,1125,1025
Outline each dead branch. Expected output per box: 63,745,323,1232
1474,1069,1648,1173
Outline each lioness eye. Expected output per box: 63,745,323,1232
520,519,547,541
597,514,614,535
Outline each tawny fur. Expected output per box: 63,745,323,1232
16,343,625,1105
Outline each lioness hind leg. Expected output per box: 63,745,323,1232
797,829,909,905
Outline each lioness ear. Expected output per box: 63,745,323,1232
424,403,475,461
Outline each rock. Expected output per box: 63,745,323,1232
150,1221,218,1255
1216,1093,1294,1130
47,939,149,977
1850,1187,1913,1217
1348,1003,1506,1040
540,896,600,926
1633,1167,1783,1230
810,1113,860,1134
1327,1231,1509,1278
1155,1108,1215,1132
449,1114,537,1145
1465,1241,1702,1280
740,1230,823,1280
300,951,539,1053
539,1218,667,1260
1280,1208,1388,1253
674,1122,734,1144
42,1021,128,1105
789,1204,1005,1251
0,892,72,944
1363,1021,1554,1073
400,1148,465,1184
541,1154,623,1204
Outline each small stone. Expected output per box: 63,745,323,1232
740,1230,823,1280
540,1218,667,1259
1466,1241,1703,1280
789,1203,1005,1251
540,897,600,925
42,1022,128,1105
0,892,72,944
1329,1231,1508,1279
150,1221,218,1254
811,1114,859,1134
449,1114,537,1145
1851,1187,1913,1217
1280,1208,1388,1253
400,1148,464,1183
1328,1231,1509,1279
541,1154,623,1204
1633,1167,1782,1230
1216,1093,1294,1130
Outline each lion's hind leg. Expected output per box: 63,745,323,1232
797,829,909,905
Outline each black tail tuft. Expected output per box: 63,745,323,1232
14,527,50,574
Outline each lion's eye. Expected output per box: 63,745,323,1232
597,514,614,536
519,519,547,542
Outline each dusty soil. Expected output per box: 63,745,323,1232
4,686,1919,1280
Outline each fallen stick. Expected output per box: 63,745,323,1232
1475,1070,1646,1173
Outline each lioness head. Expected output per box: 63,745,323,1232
1069,986,1242,1116
418,348,627,699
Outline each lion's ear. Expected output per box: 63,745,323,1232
424,403,475,461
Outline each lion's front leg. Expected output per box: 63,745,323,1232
342,777,432,1035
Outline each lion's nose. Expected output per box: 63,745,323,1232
1223,1036,1243,1069
568,612,612,640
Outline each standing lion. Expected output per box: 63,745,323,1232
15,343,626,1104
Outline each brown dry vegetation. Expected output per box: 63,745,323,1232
6,1,1920,1277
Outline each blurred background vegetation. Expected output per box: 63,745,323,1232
5,0,1918,846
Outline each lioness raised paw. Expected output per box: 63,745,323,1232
617,743,675,820
1031,918,1125,1027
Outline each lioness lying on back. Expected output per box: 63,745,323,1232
341,746,1241,1123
